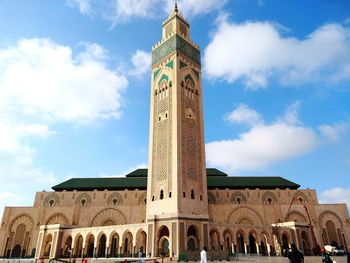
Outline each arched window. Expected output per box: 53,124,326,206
80,199,86,206
112,198,118,205
191,190,195,199
49,199,55,207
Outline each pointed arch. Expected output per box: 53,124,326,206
91,208,126,227
46,213,69,225
228,207,264,226
284,210,307,222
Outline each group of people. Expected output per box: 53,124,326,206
143,244,337,263
287,243,334,263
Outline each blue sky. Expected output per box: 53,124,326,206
0,0,350,218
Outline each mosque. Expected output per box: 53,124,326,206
0,4,349,261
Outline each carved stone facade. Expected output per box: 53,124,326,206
1,187,349,259
0,4,349,261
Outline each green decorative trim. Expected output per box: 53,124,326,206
184,74,194,84
192,69,199,80
158,74,169,87
152,35,200,66
165,60,174,69
153,69,161,80
180,61,188,69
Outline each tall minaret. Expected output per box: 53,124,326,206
146,3,209,258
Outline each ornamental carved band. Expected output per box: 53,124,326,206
152,35,200,66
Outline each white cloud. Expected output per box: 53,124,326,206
320,187,350,209
129,50,151,78
66,0,93,16
204,17,350,89
206,103,347,173
0,38,129,218
99,162,147,177
66,0,227,26
224,103,263,127
166,0,228,18
0,38,128,123
318,123,348,143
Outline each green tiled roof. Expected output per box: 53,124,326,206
52,168,300,191
207,176,300,189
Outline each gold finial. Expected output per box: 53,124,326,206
174,0,178,13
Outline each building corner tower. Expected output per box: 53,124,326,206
146,3,209,258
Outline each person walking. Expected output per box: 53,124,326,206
321,247,333,263
200,246,207,263
287,244,304,263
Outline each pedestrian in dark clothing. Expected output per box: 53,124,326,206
287,244,304,263
321,247,333,263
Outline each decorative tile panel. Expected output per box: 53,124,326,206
152,35,200,66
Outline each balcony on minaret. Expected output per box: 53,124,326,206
162,3,190,41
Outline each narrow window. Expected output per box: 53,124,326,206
169,192,172,198
160,190,164,200
49,200,55,207
200,195,202,201
183,192,186,198
112,198,118,205
191,190,195,199
152,196,155,201
81,199,86,206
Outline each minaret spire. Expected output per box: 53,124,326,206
174,0,178,13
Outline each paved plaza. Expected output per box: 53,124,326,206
0,257,349,263
226,255,348,263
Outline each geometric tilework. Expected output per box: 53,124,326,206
152,35,200,66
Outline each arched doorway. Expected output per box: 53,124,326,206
248,233,257,254
85,234,95,257
301,231,310,255
98,234,107,257
136,230,147,256
210,229,220,251
282,233,289,256
109,232,119,257
43,234,53,258
223,230,233,253
187,225,199,251
157,226,170,256
62,236,72,258
122,231,133,257
160,238,169,256
74,235,83,258
260,234,269,256
11,223,27,258
11,244,21,258
236,232,245,253
326,220,338,246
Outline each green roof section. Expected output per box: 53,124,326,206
125,169,148,177
52,177,147,191
52,168,300,191
206,168,228,177
207,176,300,190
